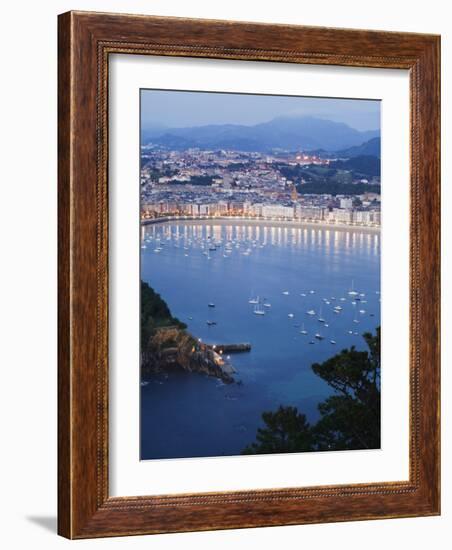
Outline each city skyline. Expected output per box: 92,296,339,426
140,89,381,461
141,89,381,132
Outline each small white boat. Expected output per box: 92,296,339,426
330,339,337,345
306,309,316,316
263,302,271,308
249,295,259,305
348,280,359,296
288,313,295,319
253,304,265,316
300,324,308,335
334,305,343,311
282,290,290,296
309,290,315,294
300,293,307,297
314,332,324,340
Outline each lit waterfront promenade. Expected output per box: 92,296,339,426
140,215,381,233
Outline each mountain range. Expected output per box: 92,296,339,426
142,115,380,153
336,137,380,158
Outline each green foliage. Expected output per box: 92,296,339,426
297,181,380,196
243,328,381,455
242,406,313,455
278,158,380,196
329,155,381,177
187,175,215,186
141,281,187,345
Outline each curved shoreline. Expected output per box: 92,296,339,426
141,216,380,234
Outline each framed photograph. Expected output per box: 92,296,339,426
58,11,440,538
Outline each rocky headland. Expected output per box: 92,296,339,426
141,281,235,384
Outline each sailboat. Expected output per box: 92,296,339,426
318,306,326,323
314,332,324,340
248,291,259,305
306,309,316,316
348,280,359,296
300,324,308,335
253,303,265,316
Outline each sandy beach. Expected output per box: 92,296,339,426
141,216,381,234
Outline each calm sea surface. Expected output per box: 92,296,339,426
140,221,381,460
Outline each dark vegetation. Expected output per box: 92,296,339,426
277,158,380,195
242,328,381,454
186,175,215,186
328,155,381,177
297,181,381,196
141,280,186,345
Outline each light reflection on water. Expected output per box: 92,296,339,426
140,222,380,460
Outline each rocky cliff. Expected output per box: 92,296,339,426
141,326,235,384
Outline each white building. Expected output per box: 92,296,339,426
250,203,264,217
340,198,354,209
261,205,295,219
295,205,326,221
328,208,354,224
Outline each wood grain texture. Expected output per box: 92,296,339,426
57,11,440,539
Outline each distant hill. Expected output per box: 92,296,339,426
142,116,380,152
336,137,381,158
328,155,380,177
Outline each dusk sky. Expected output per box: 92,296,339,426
141,89,380,132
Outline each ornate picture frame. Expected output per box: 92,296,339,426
58,11,440,538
